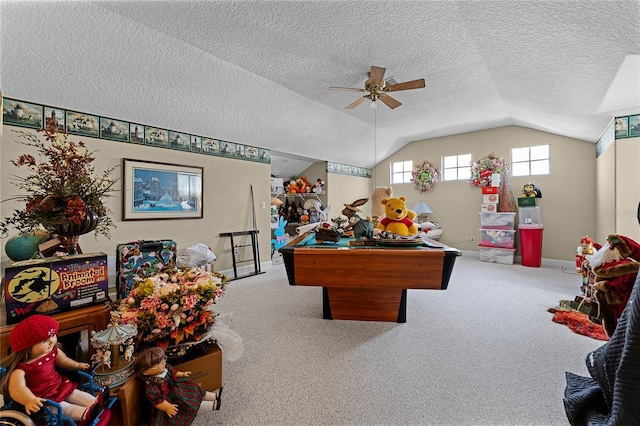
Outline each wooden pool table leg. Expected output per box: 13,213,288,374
322,287,407,323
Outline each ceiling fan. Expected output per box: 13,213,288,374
329,65,426,109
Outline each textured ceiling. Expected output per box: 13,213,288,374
2,1,639,179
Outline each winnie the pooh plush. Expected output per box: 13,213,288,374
376,196,419,236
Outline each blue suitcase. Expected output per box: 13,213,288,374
115,239,177,299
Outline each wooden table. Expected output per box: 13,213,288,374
1,303,112,357
279,234,460,322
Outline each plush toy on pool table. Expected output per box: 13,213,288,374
376,196,419,236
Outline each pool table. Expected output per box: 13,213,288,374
279,233,461,323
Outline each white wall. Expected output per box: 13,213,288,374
373,126,598,261
1,125,272,283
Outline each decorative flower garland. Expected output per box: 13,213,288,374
412,161,439,193
468,152,507,187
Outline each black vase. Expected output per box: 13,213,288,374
54,210,100,255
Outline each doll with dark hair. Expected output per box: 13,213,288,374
133,346,222,425
0,315,106,422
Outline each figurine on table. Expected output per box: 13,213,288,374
133,346,223,426
342,198,375,239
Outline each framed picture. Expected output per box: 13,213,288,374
614,116,629,138
245,146,259,160
258,149,271,163
3,98,43,129
629,115,640,137
169,130,191,151
129,123,145,144
122,158,203,221
202,138,220,155
191,135,202,152
100,117,129,142
145,126,168,148
219,140,236,157
67,111,99,137
44,106,66,131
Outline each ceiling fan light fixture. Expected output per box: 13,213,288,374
329,65,425,110
370,100,377,109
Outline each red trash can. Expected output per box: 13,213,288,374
519,224,543,267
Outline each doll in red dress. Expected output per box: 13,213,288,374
0,315,106,422
134,346,223,426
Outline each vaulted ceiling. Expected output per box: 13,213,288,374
2,1,638,179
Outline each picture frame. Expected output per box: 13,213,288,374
129,123,145,144
44,106,66,131
629,115,640,137
100,117,129,142
145,126,168,148
219,140,236,157
122,158,203,221
3,98,43,129
614,116,628,138
67,111,100,138
191,135,202,153
245,146,259,160
258,149,271,162
202,138,220,155
169,130,191,151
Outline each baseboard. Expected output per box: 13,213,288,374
460,249,574,269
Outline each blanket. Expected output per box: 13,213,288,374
563,272,640,425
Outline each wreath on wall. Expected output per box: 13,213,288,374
468,152,507,187
412,160,439,193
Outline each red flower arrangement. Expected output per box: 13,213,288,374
0,118,117,238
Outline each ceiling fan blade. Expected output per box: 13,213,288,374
345,96,367,109
369,66,386,87
380,94,401,109
329,87,366,92
386,79,426,92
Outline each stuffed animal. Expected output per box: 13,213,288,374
304,199,323,223
376,196,419,236
521,183,542,198
312,178,325,194
271,217,288,250
296,176,312,193
370,186,393,219
287,180,299,194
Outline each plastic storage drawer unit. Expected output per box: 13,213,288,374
479,228,516,248
479,246,516,264
479,212,516,229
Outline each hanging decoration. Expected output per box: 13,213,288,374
468,152,507,187
411,161,439,193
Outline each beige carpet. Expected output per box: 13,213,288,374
192,255,602,426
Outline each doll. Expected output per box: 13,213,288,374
0,314,107,422
133,346,223,426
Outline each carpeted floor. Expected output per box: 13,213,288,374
191,255,604,426
547,308,609,341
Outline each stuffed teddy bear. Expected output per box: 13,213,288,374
376,196,419,236
370,186,393,220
